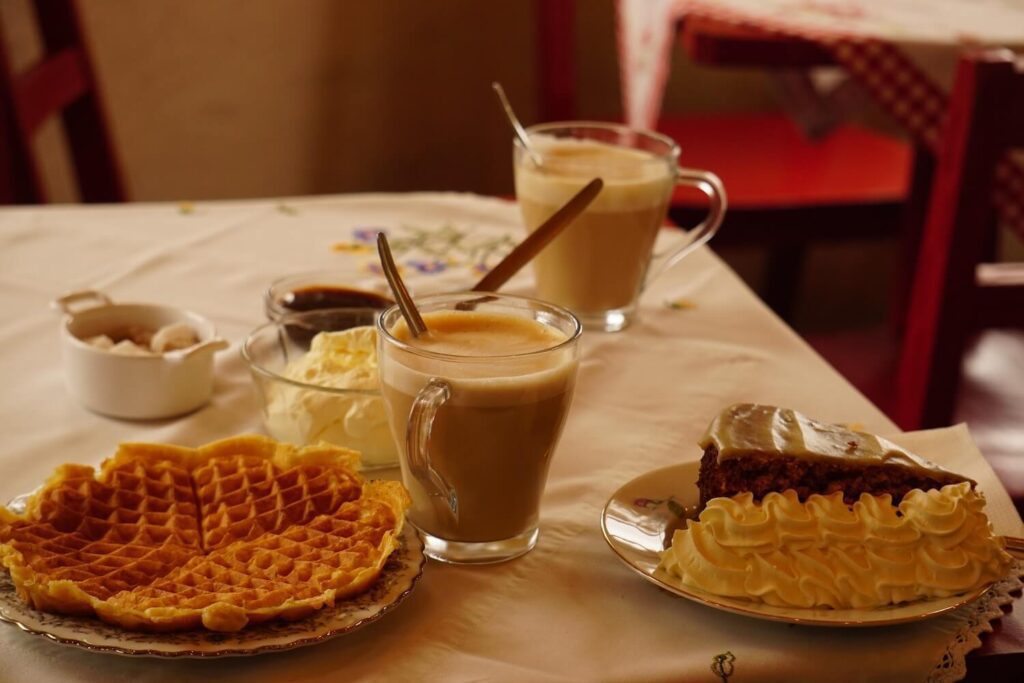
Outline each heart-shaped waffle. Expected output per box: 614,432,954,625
0,435,409,632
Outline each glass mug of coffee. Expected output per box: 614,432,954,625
377,293,581,563
514,122,727,332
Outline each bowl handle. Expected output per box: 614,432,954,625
51,290,112,315
166,337,230,361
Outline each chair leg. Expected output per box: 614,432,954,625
893,145,973,428
762,244,805,321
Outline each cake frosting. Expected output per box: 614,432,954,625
699,403,971,483
658,482,1011,609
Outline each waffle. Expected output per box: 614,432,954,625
0,435,409,632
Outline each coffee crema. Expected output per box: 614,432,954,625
393,310,567,356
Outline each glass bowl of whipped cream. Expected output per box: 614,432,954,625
242,308,398,470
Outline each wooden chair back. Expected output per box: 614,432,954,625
895,50,1024,429
0,0,124,203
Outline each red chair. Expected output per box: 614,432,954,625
662,113,912,317
0,0,125,203
537,3,913,320
895,50,1024,430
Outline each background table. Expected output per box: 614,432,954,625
0,194,1021,681
617,0,1024,238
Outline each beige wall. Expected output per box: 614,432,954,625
3,0,777,202
16,2,1020,328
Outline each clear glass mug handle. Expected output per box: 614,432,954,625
645,167,727,287
406,378,459,521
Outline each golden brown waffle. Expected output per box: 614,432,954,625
0,435,409,632
193,438,363,551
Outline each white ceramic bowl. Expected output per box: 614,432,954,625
55,291,228,419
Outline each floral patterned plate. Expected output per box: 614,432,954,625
601,462,990,627
0,492,426,657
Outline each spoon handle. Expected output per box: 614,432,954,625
472,177,603,293
492,82,544,168
377,233,428,338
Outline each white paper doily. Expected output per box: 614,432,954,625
930,558,1024,682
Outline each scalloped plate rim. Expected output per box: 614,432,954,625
601,461,993,627
0,511,426,658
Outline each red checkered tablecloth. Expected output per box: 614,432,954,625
617,0,1024,234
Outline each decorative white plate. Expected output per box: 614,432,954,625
0,491,426,657
601,462,991,627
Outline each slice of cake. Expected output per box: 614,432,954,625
697,404,971,509
657,404,1012,609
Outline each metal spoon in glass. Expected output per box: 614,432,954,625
492,82,544,168
377,233,428,338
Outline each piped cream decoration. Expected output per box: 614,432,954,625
659,482,1011,609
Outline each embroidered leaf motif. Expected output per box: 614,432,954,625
666,498,687,518
332,242,372,254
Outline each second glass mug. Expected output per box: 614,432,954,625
514,122,727,332
376,293,582,564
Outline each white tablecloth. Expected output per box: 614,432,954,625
0,194,1020,682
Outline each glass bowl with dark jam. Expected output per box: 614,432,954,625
264,271,393,343
265,270,393,319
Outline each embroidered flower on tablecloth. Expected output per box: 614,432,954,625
334,227,390,253
711,651,736,681
407,259,448,274
634,496,687,517
338,223,516,279
353,227,388,243
363,262,405,277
